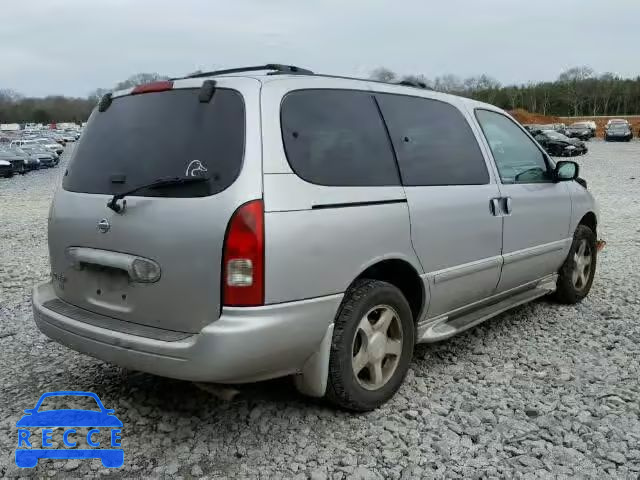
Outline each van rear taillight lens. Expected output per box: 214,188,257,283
222,200,264,306
131,81,174,95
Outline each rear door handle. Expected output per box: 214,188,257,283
490,198,501,216
502,197,513,215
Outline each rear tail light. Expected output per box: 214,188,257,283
131,81,174,95
222,200,264,306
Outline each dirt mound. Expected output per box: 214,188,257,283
509,109,561,125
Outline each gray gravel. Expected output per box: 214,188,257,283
1,141,639,479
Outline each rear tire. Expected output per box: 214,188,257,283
554,225,597,304
325,279,415,411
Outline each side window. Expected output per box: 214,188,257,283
475,109,551,184
280,89,399,186
375,94,489,186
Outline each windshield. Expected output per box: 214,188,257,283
544,131,569,140
63,88,245,198
570,123,588,129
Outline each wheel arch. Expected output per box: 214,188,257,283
578,211,597,235
351,258,426,324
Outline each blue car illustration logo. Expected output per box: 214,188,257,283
16,391,123,468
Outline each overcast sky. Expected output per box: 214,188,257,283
2,0,639,97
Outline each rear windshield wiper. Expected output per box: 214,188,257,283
107,176,209,213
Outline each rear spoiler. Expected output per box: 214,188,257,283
98,80,216,112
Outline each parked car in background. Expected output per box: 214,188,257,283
0,151,27,175
605,122,633,141
532,123,569,136
34,138,64,155
2,146,40,170
533,130,588,156
585,121,597,134
606,119,629,128
33,65,599,411
50,133,66,145
0,159,13,178
20,146,58,167
554,123,569,135
565,122,594,140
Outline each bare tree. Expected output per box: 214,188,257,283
526,82,538,112
599,73,618,115
538,84,551,116
370,67,397,82
463,74,501,92
433,74,462,93
87,88,110,104
506,87,521,110
0,89,22,103
558,66,594,116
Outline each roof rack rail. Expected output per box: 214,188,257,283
282,72,433,90
396,80,431,90
175,64,314,80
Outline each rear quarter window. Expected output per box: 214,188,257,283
63,88,245,197
375,93,489,186
280,89,400,186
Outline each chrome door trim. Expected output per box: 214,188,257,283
432,255,503,284
502,239,571,265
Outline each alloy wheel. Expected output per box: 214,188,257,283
572,239,592,290
351,305,404,390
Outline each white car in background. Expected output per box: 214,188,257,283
606,119,630,128
34,138,64,155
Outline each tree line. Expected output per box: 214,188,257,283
372,66,640,117
2,67,640,124
0,73,168,124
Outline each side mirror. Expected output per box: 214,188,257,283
554,160,579,181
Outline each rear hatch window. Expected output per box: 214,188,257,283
63,88,245,197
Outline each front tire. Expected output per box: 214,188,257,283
325,279,415,411
554,225,597,304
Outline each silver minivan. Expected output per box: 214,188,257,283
33,65,600,411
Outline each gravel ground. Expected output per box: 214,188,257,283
0,141,639,479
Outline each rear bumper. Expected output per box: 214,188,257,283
33,282,341,383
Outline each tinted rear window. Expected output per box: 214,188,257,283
63,88,245,197
280,89,399,186
375,94,489,186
